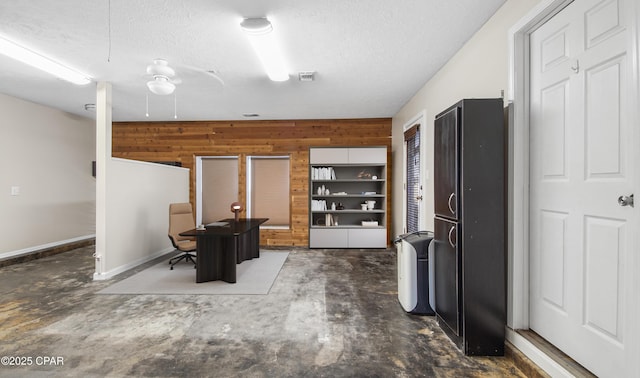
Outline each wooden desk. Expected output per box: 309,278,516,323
180,218,268,283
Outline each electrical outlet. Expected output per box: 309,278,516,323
10,186,20,196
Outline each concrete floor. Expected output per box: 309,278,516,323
0,246,529,377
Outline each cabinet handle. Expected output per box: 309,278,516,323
448,225,456,248
447,193,456,214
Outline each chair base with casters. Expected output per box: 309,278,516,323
168,235,196,270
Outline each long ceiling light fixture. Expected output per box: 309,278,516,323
240,18,289,82
0,36,91,85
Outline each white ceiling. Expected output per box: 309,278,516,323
0,0,505,122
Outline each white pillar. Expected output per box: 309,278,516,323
94,82,112,279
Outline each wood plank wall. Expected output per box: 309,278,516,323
112,118,392,247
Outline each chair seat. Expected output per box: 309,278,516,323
176,240,196,252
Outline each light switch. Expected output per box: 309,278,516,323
10,186,20,196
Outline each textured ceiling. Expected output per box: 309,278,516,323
0,0,505,122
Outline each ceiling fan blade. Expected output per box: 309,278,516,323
178,64,225,86
204,70,225,86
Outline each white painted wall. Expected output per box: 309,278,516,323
93,82,190,280
96,158,189,279
0,88,188,277
391,0,542,238
0,93,95,258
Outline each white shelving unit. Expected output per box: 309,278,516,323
309,147,387,248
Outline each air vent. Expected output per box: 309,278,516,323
298,71,315,82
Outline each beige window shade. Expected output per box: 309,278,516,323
202,157,238,223
249,157,290,226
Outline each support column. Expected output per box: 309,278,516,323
94,82,112,279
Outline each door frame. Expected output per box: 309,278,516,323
507,0,640,375
402,110,427,233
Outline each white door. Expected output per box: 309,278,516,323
529,0,637,376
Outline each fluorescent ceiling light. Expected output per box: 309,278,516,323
0,36,91,85
240,18,289,82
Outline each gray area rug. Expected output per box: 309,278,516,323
98,251,289,295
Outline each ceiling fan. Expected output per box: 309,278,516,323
143,58,225,119
145,59,181,95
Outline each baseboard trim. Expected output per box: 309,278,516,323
505,340,551,378
92,247,175,281
506,328,573,377
0,235,96,267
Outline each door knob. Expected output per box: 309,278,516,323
618,194,634,207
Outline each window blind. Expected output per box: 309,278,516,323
201,157,239,224
249,157,290,227
405,124,420,233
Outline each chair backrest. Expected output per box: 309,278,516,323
168,203,196,243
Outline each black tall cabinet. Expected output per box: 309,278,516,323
433,98,505,356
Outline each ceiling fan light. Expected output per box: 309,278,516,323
147,77,175,95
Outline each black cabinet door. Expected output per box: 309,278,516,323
434,106,460,220
434,217,461,336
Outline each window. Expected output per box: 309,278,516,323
246,156,290,228
198,156,239,224
405,123,420,233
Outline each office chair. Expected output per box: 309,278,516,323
168,203,197,270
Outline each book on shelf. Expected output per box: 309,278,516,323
311,199,327,211
312,167,336,180
325,213,337,226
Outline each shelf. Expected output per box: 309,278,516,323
312,163,386,167
310,225,385,229
311,210,384,214
309,147,387,248
312,195,384,199
311,179,386,182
